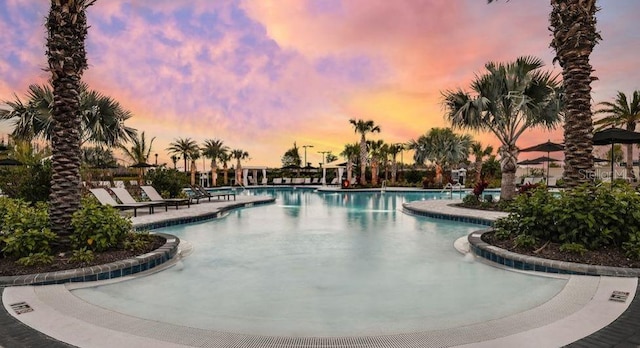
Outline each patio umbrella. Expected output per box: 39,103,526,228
529,156,559,183
593,128,640,181
520,140,564,183
129,162,155,185
517,158,541,176
0,158,23,166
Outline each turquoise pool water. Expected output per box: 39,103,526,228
73,189,566,336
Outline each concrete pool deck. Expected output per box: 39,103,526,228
1,194,639,347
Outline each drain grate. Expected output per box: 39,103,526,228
9,302,33,315
610,291,630,302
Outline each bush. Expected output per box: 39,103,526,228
146,168,189,198
495,184,640,250
16,252,54,266
462,194,480,206
123,231,154,252
559,243,588,256
69,248,95,264
0,162,52,203
513,234,537,250
71,197,133,252
0,200,56,258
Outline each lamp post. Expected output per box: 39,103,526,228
318,150,329,166
302,145,314,167
155,153,158,166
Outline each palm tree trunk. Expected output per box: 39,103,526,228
236,160,242,185
475,159,482,184
626,143,635,181
371,160,378,186
359,136,367,185
47,0,92,247
223,164,229,185
346,162,353,183
391,158,397,184
190,160,196,186
499,145,518,200
211,161,218,187
551,0,598,188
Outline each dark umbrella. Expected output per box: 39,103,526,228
518,159,542,177
593,128,640,181
520,140,564,183
129,162,155,168
0,158,23,166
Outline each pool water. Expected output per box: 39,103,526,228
73,189,566,336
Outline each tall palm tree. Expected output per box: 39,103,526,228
0,82,137,147
489,0,600,188
201,139,229,186
46,0,95,244
188,149,201,186
349,119,381,185
367,139,385,186
470,142,494,184
231,149,249,186
442,56,562,200
219,152,232,185
340,142,360,184
387,143,404,184
166,137,198,173
594,91,640,180
408,128,472,185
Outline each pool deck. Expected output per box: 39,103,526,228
1,195,640,347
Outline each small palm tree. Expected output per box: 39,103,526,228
188,149,201,186
387,143,404,184
167,137,198,173
340,142,360,184
119,132,155,185
594,91,640,180
367,139,385,186
408,128,472,185
470,142,494,184
201,139,229,186
219,152,232,185
231,149,249,185
442,56,562,200
349,119,381,185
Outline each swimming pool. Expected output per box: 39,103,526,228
72,189,566,337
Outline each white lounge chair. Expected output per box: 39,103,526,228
140,186,190,209
110,187,166,212
89,188,159,217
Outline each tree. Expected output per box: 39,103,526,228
219,152,232,185
167,137,198,173
367,139,385,186
201,139,228,186
119,131,155,165
594,91,640,180
442,56,562,200
281,142,302,167
349,119,381,185
340,142,360,184
489,0,600,188
231,149,249,185
82,146,116,169
387,143,404,184
470,142,494,184
0,82,137,147
325,152,338,163
188,149,200,186
46,0,95,245
408,128,472,185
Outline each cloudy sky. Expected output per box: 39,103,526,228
1,0,639,168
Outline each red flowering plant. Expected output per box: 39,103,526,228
473,180,489,198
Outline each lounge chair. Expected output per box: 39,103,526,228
110,187,167,212
303,178,311,184
140,185,191,209
311,178,319,184
89,188,159,217
273,178,282,185
190,185,236,201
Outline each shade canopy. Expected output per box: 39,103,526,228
593,128,640,145
129,162,155,168
281,164,301,170
517,159,542,165
529,156,560,163
520,140,564,153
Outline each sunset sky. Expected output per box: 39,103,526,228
1,0,639,169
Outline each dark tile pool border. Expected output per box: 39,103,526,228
402,204,640,277
0,233,179,287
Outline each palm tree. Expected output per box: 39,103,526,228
166,137,198,173
46,0,95,245
442,56,562,200
119,132,155,184
188,149,200,186
408,128,472,185
0,82,137,147
349,119,381,185
594,91,640,180
387,143,404,184
231,149,249,186
340,142,360,184
201,139,229,186
470,142,494,184
367,139,385,186
489,0,599,188
219,152,232,185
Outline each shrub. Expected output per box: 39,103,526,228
16,252,54,266
623,232,640,260
559,243,588,256
146,168,189,198
69,248,95,264
0,200,56,258
513,234,537,250
472,180,489,197
122,231,154,252
71,197,133,252
0,162,52,203
462,194,480,206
